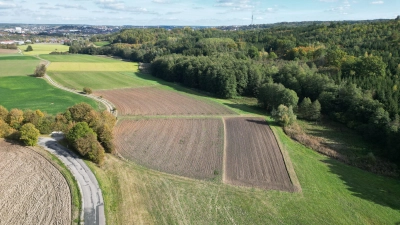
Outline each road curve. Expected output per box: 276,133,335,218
38,135,106,225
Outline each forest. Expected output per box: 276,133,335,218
70,18,400,166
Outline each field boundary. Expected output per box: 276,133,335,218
267,118,302,193
222,118,227,184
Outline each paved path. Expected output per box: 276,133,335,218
38,135,106,225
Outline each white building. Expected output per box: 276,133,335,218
15,27,22,33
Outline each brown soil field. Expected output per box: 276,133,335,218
114,118,224,179
95,87,235,116
224,117,295,192
0,49,18,54
0,140,71,225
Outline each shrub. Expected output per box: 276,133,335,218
26,45,33,51
0,105,8,121
19,123,40,146
6,109,24,129
34,64,46,77
83,87,93,94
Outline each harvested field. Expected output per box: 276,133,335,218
114,118,224,179
0,49,18,54
96,87,235,116
224,117,294,192
0,140,71,224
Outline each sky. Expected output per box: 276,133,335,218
0,0,399,26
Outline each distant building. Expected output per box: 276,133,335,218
15,27,22,33
0,41,15,45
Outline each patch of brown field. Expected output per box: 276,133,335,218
224,117,295,192
0,49,18,54
95,87,235,116
114,118,224,179
0,139,71,224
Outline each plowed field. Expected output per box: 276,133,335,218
0,49,18,54
96,87,235,116
0,140,71,225
114,118,224,179
224,117,294,192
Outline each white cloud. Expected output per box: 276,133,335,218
371,1,384,4
0,1,17,9
56,4,87,10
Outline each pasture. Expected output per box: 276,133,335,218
48,62,138,72
47,71,158,90
96,87,236,116
94,41,111,47
0,76,98,114
40,54,120,63
19,44,69,55
0,56,40,77
0,140,71,225
114,118,224,179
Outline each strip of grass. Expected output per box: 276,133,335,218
94,41,111,47
47,71,159,90
35,146,82,224
40,54,120,63
0,76,99,114
0,56,37,60
48,62,138,72
19,44,69,55
0,58,40,77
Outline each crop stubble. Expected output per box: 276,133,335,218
0,140,71,225
224,117,294,192
96,87,235,116
114,118,224,179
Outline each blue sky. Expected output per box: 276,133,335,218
0,0,399,26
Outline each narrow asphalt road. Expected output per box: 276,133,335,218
38,135,106,225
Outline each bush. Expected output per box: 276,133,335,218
19,123,40,146
26,45,33,51
34,64,46,77
83,87,93,94
0,105,8,121
6,109,24,129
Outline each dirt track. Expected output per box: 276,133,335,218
115,118,224,179
96,87,235,116
224,117,295,192
0,140,71,225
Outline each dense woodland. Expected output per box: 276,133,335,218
71,18,400,166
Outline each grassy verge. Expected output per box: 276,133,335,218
35,147,82,224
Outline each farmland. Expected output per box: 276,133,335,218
224,117,295,192
96,87,236,116
0,76,98,114
44,54,158,90
0,56,41,77
0,49,19,55
0,140,71,225
114,118,224,179
19,44,69,55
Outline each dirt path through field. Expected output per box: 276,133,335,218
38,136,106,225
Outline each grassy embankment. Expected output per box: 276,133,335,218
52,54,400,224
0,54,99,114
93,41,111,47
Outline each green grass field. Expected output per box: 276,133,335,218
47,71,159,90
94,41,111,47
48,62,138,72
19,44,69,55
0,76,98,114
44,54,157,90
0,56,40,77
40,54,120,63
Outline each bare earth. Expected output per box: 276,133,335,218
0,140,71,225
114,118,224,179
224,117,295,192
95,87,235,116
0,49,18,54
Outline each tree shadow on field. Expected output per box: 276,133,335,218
322,157,400,211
